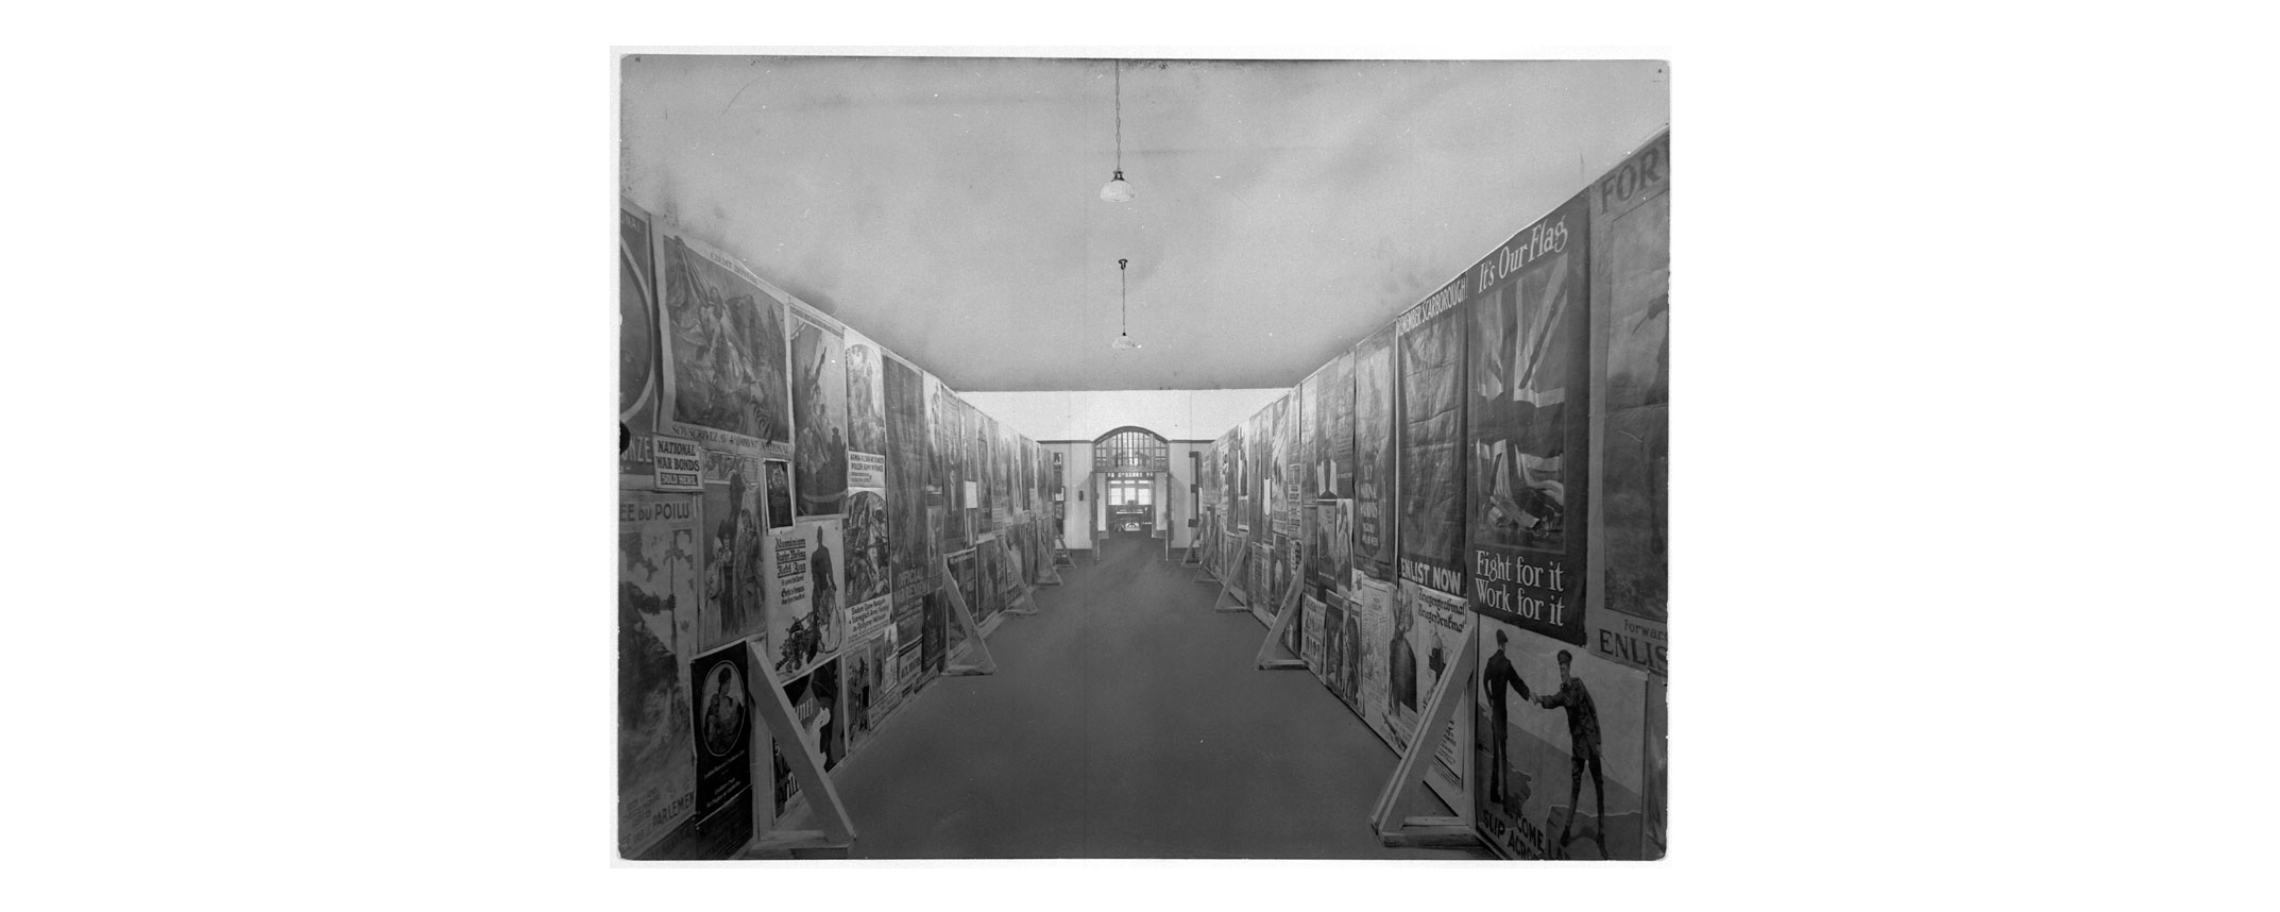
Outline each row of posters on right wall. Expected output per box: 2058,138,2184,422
1198,130,1668,860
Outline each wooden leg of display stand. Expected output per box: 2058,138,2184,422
1368,630,1482,849
1252,541,1310,670
737,640,857,858
939,556,998,676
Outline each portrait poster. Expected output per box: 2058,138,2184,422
1591,131,1671,679
1279,390,1304,538
1473,614,1657,859
1468,192,1593,647
842,328,888,467
1352,326,1398,581
619,491,698,856
764,519,844,680
656,231,792,459
1313,350,1355,500
620,200,662,482
696,450,766,654
926,375,969,553
1395,281,1469,599
1352,572,1397,743
1324,591,1363,712
1300,592,1326,672
790,309,849,518
762,458,793,530
688,639,754,845
843,483,891,627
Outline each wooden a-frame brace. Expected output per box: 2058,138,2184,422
737,640,858,858
996,536,1039,616
1367,622,1484,849
1190,523,1220,583
1210,535,1253,613
938,553,999,676
1252,539,1313,670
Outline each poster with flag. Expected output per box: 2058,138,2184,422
1467,192,1592,646
1395,279,1469,599
1352,326,1397,582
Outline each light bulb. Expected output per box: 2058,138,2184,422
1100,169,1134,203
1112,333,1141,351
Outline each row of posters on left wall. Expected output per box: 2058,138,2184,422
618,200,1063,859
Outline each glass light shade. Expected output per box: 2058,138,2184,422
1100,170,1135,203
1112,333,1141,351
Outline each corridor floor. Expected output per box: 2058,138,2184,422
825,536,1490,859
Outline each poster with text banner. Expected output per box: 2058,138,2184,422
790,309,849,519
926,375,969,554
696,451,767,654
1468,192,1593,646
620,200,662,483
1396,281,1469,598
688,639,754,849
1323,592,1362,712
1352,327,1398,581
765,519,844,680
619,491,698,856
1312,351,1355,500
1473,614,1657,859
843,329,887,465
656,232,791,461
1591,131,1671,679
1394,581,1471,793
843,485,890,623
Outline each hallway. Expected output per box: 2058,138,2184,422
826,537,1489,859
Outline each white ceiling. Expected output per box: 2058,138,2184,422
621,55,1667,392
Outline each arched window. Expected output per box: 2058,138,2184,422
1092,426,1169,473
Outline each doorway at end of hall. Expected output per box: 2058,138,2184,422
1104,473,1156,539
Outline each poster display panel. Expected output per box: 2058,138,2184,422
689,639,755,847
1468,193,1593,647
1392,581,1470,798
790,309,849,519
1395,281,1469,599
1591,131,1671,679
620,200,663,482
619,491,698,855
765,519,844,680
1472,616,1654,859
770,657,844,821
656,232,791,460
696,451,766,654
1352,327,1397,581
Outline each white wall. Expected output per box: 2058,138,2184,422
959,389,1286,443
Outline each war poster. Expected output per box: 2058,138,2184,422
764,519,844,681
1395,278,1469,600
790,308,850,519
695,450,767,654
1473,615,1657,859
619,491,698,856
1351,327,1398,581
688,639,755,848
655,231,792,460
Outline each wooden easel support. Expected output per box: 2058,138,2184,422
1000,538,1039,616
939,555,998,676
1212,543,1252,613
1368,623,1482,849
737,639,857,858
1252,542,1312,670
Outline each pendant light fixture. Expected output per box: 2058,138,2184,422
1100,61,1135,203
1112,257,1141,350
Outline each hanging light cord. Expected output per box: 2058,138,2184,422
1113,63,1123,173
1119,258,1129,334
